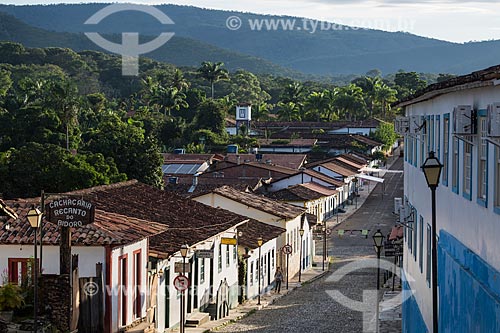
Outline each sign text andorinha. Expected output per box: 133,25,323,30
46,198,95,227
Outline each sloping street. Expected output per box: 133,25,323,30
218,158,404,333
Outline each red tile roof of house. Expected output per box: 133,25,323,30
163,153,215,164
335,157,365,170
0,199,168,246
300,182,339,196
351,135,382,148
339,154,369,166
223,154,306,170
327,159,361,173
237,221,285,249
315,162,356,178
65,181,256,255
395,64,500,108
258,139,317,147
195,186,306,220
267,182,338,202
301,169,345,187
202,162,297,178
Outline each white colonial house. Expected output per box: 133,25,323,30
395,64,500,333
0,199,167,333
266,182,339,223
192,186,313,281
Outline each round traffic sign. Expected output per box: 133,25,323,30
174,275,190,292
282,244,292,255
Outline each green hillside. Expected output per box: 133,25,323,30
1,3,500,75
0,12,297,77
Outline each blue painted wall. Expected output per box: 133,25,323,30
402,271,429,333
438,231,500,333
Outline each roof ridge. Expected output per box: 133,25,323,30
65,180,139,195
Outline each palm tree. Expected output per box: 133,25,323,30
151,86,189,117
47,81,80,150
280,82,304,104
304,91,331,122
352,76,381,118
331,84,367,121
277,101,301,121
197,62,229,99
171,69,189,92
375,84,398,119
252,102,273,122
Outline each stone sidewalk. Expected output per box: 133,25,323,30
172,263,329,333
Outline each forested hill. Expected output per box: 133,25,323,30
1,3,500,75
0,12,298,77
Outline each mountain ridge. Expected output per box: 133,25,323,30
1,3,500,75
0,11,300,77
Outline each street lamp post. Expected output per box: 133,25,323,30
421,151,443,333
353,177,359,209
372,229,385,333
257,237,263,305
372,229,385,290
27,207,43,333
180,244,189,333
299,228,304,281
321,225,326,271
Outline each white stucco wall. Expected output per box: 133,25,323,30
110,239,148,332
193,194,312,279
244,238,278,299
403,83,500,331
156,228,240,332
269,173,340,192
0,244,105,281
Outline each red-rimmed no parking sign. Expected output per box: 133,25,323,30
174,275,190,292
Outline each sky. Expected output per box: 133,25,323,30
3,0,500,43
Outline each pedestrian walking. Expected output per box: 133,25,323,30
274,267,283,293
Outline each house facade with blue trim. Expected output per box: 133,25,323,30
396,65,500,333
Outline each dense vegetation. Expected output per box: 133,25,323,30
1,4,500,75
0,42,433,198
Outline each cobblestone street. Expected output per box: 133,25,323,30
218,158,404,333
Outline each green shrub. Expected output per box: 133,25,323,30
0,283,24,311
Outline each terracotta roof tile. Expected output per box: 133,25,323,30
67,181,252,255
258,139,317,147
223,154,306,170
196,186,305,220
162,154,215,163
267,182,338,202
316,162,356,177
302,169,346,187
0,200,167,246
237,221,285,249
351,135,382,148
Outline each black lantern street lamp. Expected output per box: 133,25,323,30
180,244,189,333
257,237,263,305
421,151,443,333
372,229,384,290
298,228,304,282
27,207,42,333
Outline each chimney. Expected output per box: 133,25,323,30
237,155,241,165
